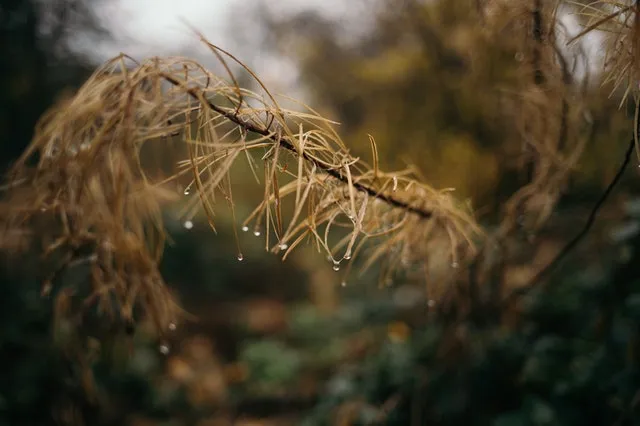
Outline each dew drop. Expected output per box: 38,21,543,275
341,281,347,287
451,261,459,269
159,343,170,355
279,243,288,250
40,207,47,212
183,220,194,230
168,322,177,331
344,253,352,260
183,188,190,195
253,230,261,237
427,299,435,307
237,253,244,261
333,264,340,271
242,226,249,232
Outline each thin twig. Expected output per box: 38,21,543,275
161,74,434,219
507,136,635,302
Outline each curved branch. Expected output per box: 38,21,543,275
507,135,635,302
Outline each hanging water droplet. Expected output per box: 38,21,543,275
451,261,459,269
427,299,436,307
253,230,261,237
168,322,177,331
279,243,288,250
183,220,194,230
333,264,340,271
237,253,244,261
183,188,190,195
159,343,170,355
242,225,249,232
341,281,347,287
344,252,352,260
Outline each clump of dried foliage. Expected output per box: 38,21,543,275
0,34,482,339
1,0,638,347
568,0,640,159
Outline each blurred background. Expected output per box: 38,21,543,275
2,0,640,425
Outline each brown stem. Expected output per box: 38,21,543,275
507,135,635,302
161,74,434,219
532,0,545,85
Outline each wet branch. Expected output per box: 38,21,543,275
161,74,434,220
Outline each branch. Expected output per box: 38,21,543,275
507,135,635,302
160,74,434,220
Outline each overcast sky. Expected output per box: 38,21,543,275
66,0,373,96
66,1,604,95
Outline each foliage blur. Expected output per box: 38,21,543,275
2,0,640,425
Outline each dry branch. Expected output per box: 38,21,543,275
0,40,482,335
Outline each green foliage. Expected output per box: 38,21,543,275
239,340,302,392
303,236,640,425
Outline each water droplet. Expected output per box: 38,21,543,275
183,220,194,230
159,344,170,355
344,252,352,260
333,264,340,271
40,207,47,212
168,322,177,331
253,230,261,237
451,261,459,269
242,226,249,232
237,253,244,261
427,299,435,307
341,281,347,287
515,52,524,62
279,243,288,250
183,188,190,195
